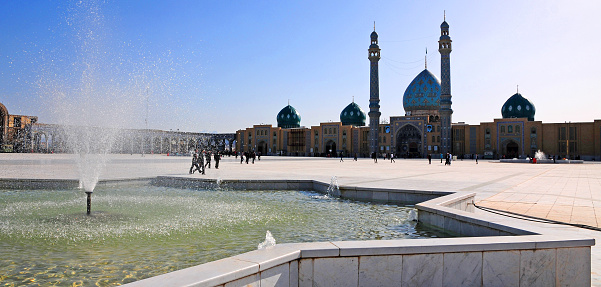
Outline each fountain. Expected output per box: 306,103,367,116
258,230,276,249
326,175,340,197
41,1,157,214
0,183,447,285
500,149,583,164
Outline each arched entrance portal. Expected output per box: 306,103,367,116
396,124,422,158
503,140,520,159
325,140,336,157
257,141,268,155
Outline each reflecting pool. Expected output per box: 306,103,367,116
0,183,451,286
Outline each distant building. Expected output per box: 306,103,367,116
0,102,235,154
0,103,37,152
237,16,601,160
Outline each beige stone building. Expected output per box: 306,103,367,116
236,20,600,160
0,103,38,152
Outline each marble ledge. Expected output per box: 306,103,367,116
124,256,259,287
333,235,594,257
231,246,300,271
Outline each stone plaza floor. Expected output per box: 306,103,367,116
1,153,601,284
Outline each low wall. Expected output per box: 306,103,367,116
125,236,592,287
499,159,584,164
151,176,451,205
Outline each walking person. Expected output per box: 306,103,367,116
197,151,206,174
214,151,221,169
251,151,256,164
245,151,250,164
354,153,358,161
205,151,212,169
189,154,198,174
340,152,344,162
240,152,244,164
475,154,478,164
390,153,395,163
428,154,432,164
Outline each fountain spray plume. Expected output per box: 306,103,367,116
41,1,152,214
535,150,546,161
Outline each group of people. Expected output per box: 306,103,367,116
237,151,260,164
189,150,221,174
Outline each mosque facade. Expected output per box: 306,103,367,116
236,17,601,161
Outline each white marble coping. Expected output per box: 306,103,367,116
338,185,451,195
125,235,593,287
125,255,259,287
231,246,301,271
332,235,594,257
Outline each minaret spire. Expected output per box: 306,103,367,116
439,12,453,155
425,47,428,69
368,26,381,156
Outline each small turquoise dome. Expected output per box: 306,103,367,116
403,69,441,112
340,102,366,126
501,93,535,121
441,21,449,28
277,105,301,128
370,31,378,39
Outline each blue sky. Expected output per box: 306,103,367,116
1,0,599,133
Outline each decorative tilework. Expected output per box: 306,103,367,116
403,69,441,113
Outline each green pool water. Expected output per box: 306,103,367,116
0,183,451,286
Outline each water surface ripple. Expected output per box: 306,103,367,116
0,184,450,286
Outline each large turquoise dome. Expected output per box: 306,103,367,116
403,69,441,112
277,105,301,128
501,93,535,121
340,102,366,126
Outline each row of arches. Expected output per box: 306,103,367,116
27,125,235,154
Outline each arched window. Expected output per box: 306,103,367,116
508,125,513,133
500,126,505,133
531,127,537,134
485,128,490,135
515,125,521,133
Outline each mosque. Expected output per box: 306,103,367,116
236,17,601,161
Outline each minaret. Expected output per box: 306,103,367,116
368,25,381,155
438,13,453,155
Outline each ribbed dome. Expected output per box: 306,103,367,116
501,93,536,121
277,105,301,128
403,69,441,112
340,102,366,126
370,31,378,39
